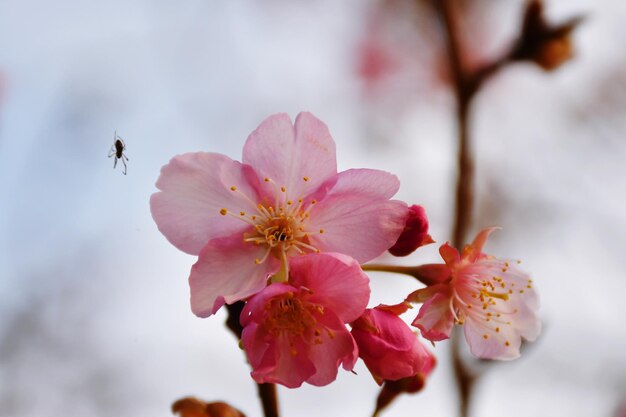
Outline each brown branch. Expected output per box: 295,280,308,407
429,2,582,417
430,2,477,417
225,302,280,417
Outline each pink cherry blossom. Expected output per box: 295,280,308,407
351,304,436,384
408,228,541,360
150,112,407,317
240,253,369,388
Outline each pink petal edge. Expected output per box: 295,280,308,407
151,152,260,255
189,234,280,317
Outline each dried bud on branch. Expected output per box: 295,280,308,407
172,397,246,417
511,0,583,71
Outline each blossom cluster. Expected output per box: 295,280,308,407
151,112,540,390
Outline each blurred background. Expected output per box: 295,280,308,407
0,0,624,416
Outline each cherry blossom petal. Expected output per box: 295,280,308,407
151,152,260,255
323,168,400,199
462,227,500,262
508,296,542,341
308,196,407,263
247,332,316,388
288,253,370,323
242,112,337,202
412,291,454,341
439,243,460,266
464,316,521,360
189,235,280,317
305,310,358,386
240,284,303,378
406,283,449,304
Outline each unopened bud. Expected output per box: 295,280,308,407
512,0,583,72
172,397,246,417
389,205,433,257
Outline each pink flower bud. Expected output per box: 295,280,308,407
351,306,435,384
388,205,433,257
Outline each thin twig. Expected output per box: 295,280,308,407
431,2,477,417
225,302,280,417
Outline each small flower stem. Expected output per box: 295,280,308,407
257,383,280,417
361,264,438,286
225,302,280,417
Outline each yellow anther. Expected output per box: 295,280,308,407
311,199,317,204
483,334,489,339
496,327,500,332
240,211,245,216
219,208,228,216
280,186,286,192
287,200,293,205
230,186,237,191
483,290,509,301
319,229,324,234
505,341,510,346
303,176,309,182
264,178,270,182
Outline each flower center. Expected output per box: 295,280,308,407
219,177,324,270
265,293,316,336
450,260,531,348
263,292,334,356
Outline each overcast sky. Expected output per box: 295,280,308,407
0,1,625,416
